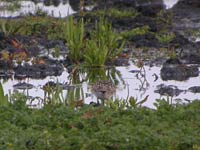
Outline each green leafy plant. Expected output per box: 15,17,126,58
129,95,149,108
95,18,125,62
84,18,125,66
84,39,108,66
65,16,85,64
84,67,108,83
106,99,127,110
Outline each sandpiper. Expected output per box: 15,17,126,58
91,80,116,100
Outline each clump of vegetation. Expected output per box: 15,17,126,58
84,18,125,66
191,29,200,37
0,16,65,39
156,10,173,29
0,19,21,36
84,39,108,66
64,16,85,64
156,32,176,44
18,16,66,39
121,25,150,39
87,8,138,19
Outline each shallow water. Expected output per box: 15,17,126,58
0,0,75,18
163,0,179,9
1,61,200,108
0,0,179,18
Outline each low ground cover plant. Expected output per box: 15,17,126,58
85,8,138,19
0,97,200,150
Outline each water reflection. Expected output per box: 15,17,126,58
17,67,125,107
67,67,125,104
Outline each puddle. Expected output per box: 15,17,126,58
1,62,200,108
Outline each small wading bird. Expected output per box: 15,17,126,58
91,80,116,104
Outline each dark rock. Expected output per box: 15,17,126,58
0,70,14,78
170,32,193,46
188,86,200,93
132,15,158,32
0,35,68,58
69,0,81,11
13,82,34,90
0,60,13,70
136,2,164,17
14,63,63,79
169,33,200,64
43,0,61,6
111,17,137,30
171,0,200,31
154,84,184,97
176,0,200,7
89,101,101,107
42,81,76,90
130,34,159,48
180,54,200,64
114,58,129,66
110,13,159,32
96,0,138,9
165,58,181,64
95,0,164,10
129,70,141,73
160,58,199,81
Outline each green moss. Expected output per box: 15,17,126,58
0,16,68,40
155,32,175,43
87,8,138,19
121,25,150,39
